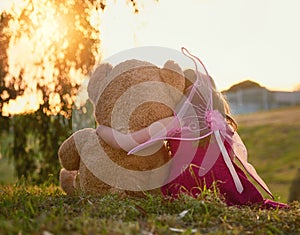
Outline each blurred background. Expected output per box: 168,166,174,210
0,0,299,202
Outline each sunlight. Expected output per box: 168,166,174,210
99,0,156,58
2,91,43,116
2,0,87,116
0,0,27,14
2,0,158,116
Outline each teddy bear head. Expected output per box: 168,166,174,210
87,59,186,133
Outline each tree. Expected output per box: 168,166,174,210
224,80,263,93
0,12,25,132
1,0,105,182
0,0,158,183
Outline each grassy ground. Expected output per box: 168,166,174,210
0,183,299,235
236,105,300,202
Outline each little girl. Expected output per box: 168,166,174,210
96,48,287,208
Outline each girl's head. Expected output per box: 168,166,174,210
183,69,237,131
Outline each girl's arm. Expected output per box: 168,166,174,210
96,117,177,152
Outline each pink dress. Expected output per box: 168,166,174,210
161,138,288,208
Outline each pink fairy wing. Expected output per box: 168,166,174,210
198,134,221,176
231,131,273,198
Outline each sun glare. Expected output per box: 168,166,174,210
2,91,44,116
2,0,161,116
2,0,88,116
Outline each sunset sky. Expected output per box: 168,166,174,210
1,0,300,115
99,0,300,91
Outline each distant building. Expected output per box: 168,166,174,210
222,80,300,114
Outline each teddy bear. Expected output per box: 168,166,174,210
58,59,186,195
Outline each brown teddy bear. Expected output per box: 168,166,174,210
58,59,186,195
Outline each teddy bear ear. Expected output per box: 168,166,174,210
160,60,185,92
87,63,113,104
163,60,183,75
183,69,196,90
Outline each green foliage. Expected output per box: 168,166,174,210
0,113,72,184
0,158,15,184
7,113,72,184
0,183,299,235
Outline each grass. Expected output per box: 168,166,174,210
236,105,300,202
0,182,299,235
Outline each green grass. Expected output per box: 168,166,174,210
0,183,299,235
236,106,300,202
238,124,300,201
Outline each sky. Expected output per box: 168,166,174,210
98,0,300,91
1,0,299,95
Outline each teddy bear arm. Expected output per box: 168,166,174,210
58,135,80,171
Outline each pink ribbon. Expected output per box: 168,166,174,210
205,110,227,132
203,109,273,198
205,110,244,193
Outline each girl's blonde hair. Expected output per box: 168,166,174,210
183,69,238,131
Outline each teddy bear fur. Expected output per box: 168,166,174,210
58,59,186,195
